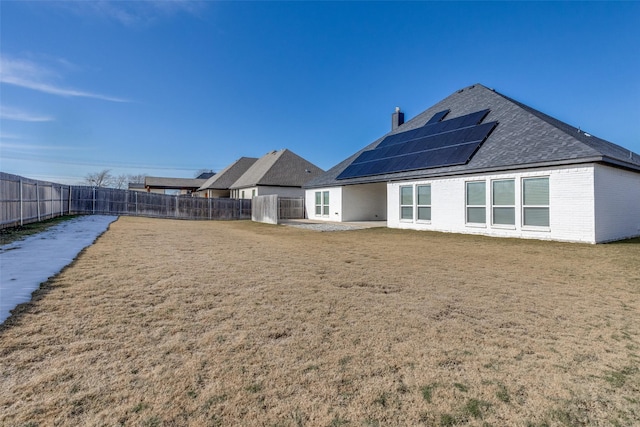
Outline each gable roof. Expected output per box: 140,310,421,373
197,157,258,191
196,171,216,179
305,84,640,188
230,149,324,189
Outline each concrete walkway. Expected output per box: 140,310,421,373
279,219,387,231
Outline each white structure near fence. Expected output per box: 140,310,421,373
304,84,640,243
252,195,305,225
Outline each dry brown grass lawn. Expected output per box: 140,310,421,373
1,216,639,427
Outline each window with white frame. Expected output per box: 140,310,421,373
322,191,329,215
315,191,329,216
466,181,486,224
492,179,515,225
522,177,549,227
315,192,322,215
417,184,431,221
400,186,413,220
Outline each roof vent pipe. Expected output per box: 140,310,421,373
392,107,405,131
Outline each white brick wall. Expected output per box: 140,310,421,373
388,165,597,243
306,164,640,243
594,164,640,242
254,186,305,198
305,187,343,221
342,183,387,221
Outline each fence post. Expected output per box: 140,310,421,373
68,185,72,214
60,184,63,216
208,196,212,220
36,182,41,221
19,179,24,226
175,195,179,218
92,186,96,214
48,182,52,220
135,191,138,215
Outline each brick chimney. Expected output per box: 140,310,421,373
392,106,404,131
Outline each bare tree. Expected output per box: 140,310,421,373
127,174,147,184
119,174,148,189
113,174,129,189
84,169,113,187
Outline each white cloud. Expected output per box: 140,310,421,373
0,133,25,141
0,55,129,102
0,142,83,151
56,0,207,27
0,106,54,122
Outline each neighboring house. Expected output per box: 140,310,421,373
304,84,640,243
230,149,324,199
195,157,258,198
144,176,208,195
196,171,216,179
128,182,146,192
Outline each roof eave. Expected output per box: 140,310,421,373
304,156,640,188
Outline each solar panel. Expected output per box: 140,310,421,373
336,109,497,180
425,109,450,124
376,109,490,149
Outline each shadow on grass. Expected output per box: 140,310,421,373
0,215,78,246
608,236,640,245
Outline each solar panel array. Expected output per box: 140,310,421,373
336,109,498,180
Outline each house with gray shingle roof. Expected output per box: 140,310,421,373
304,84,640,243
144,176,207,195
195,157,258,198
230,149,324,199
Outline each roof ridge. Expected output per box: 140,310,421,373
489,87,640,166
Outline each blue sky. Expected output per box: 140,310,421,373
1,1,639,185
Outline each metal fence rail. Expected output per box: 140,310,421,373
1,172,251,228
278,197,305,220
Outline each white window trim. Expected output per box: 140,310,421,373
466,180,487,227
322,191,330,216
491,178,516,230
315,191,330,217
314,191,322,216
416,184,431,223
522,176,550,231
400,185,413,221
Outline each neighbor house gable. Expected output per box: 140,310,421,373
197,157,258,191
230,149,324,190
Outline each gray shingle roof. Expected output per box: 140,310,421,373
305,84,640,188
196,171,215,179
230,149,324,189
197,157,258,191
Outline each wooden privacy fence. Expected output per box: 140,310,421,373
252,195,305,224
1,172,72,228
0,172,252,229
70,187,252,220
